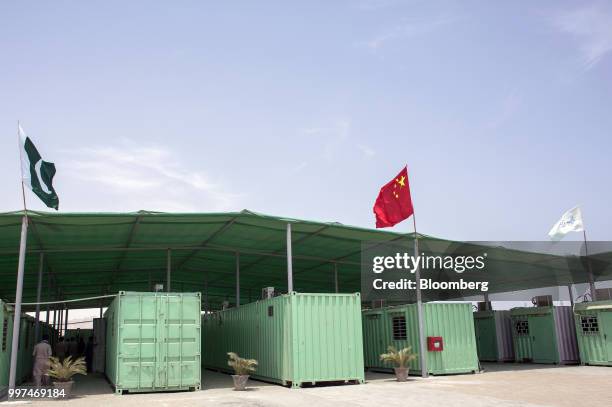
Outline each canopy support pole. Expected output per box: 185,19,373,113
583,231,597,301
203,270,209,312
34,253,44,341
166,248,172,292
99,299,103,318
8,215,28,392
413,215,428,379
483,293,490,310
58,304,63,336
287,223,293,293
567,285,574,307
334,263,339,293
64,308,69,332
236,252,240,307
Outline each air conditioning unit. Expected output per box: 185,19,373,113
261,287,275,299
153,284,164,292
532,295,553,307
477,301,492,311
595,288,612,301
371,299,386,309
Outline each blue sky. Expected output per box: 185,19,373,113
1,0,611,242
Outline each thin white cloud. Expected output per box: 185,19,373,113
356,0,406,11
61,141,240,212
357,15,458,50
484,90,522,130
357,143,376,158
323,119,351,161
551,3,612,70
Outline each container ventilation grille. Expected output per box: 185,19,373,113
580,315,599,334
392,316,407,340
515,320,529,335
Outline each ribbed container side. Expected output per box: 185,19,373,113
202,294,290,383
105,291,201,394
363,303,478,375
553,307,579,364
511,307,569,364
574,301,612,366
474,311,498,361
494,311,514,361
202,293,364,387
16,316,35,384
291,293,364,384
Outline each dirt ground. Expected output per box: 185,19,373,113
3,363,611,407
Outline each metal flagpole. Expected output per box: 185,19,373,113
34,253,45,341
9,120,29,392
287,223,293,293
412,212,429,378
583,230,597,301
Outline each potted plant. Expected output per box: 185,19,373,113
379,345,417,382
227,352,258,390
47,356,87,397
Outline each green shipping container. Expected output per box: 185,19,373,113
363,303,479,375
573,300,612,366
104,291,201,394
0,300,38,393
473,310,514,362
510,306,579,364
202,292,365,388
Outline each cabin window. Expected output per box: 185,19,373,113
1,317,7,351
515,320,529,335
580,315,599,334
392,316,407,340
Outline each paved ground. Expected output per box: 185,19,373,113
2,363,611,407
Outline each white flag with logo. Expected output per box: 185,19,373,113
548,206,584,241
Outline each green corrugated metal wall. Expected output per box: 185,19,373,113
473,311,498,361
202,292,365,388
362,303,478,375
0,300,40,390
574,301,612,366
104,291,201,394
511,307,559,364
0,300,13,388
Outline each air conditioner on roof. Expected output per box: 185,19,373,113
262,287,275,299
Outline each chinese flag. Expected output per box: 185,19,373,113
373,166,414,228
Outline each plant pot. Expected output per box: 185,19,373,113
53,380,74,397
231,375,250,390
394,367,409,382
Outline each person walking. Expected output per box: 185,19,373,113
55,337,68,362
68,337,78,359
32,335,52,387
85,336,94,373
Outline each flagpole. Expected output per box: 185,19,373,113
9,120,30,393
411,189,429,378
583,230,597,301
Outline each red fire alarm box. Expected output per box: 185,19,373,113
427,336,443,351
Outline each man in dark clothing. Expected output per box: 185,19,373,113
85,336,94,373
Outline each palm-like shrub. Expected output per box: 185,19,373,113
379,346,417,368
227,352,258,375
47,356,87,382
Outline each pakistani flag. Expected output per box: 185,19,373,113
548,206,583,241
18,125,59,210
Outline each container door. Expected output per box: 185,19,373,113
600,312,612,362
475,318,497,360
529,315,556,363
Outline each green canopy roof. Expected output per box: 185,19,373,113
0,210,608,310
